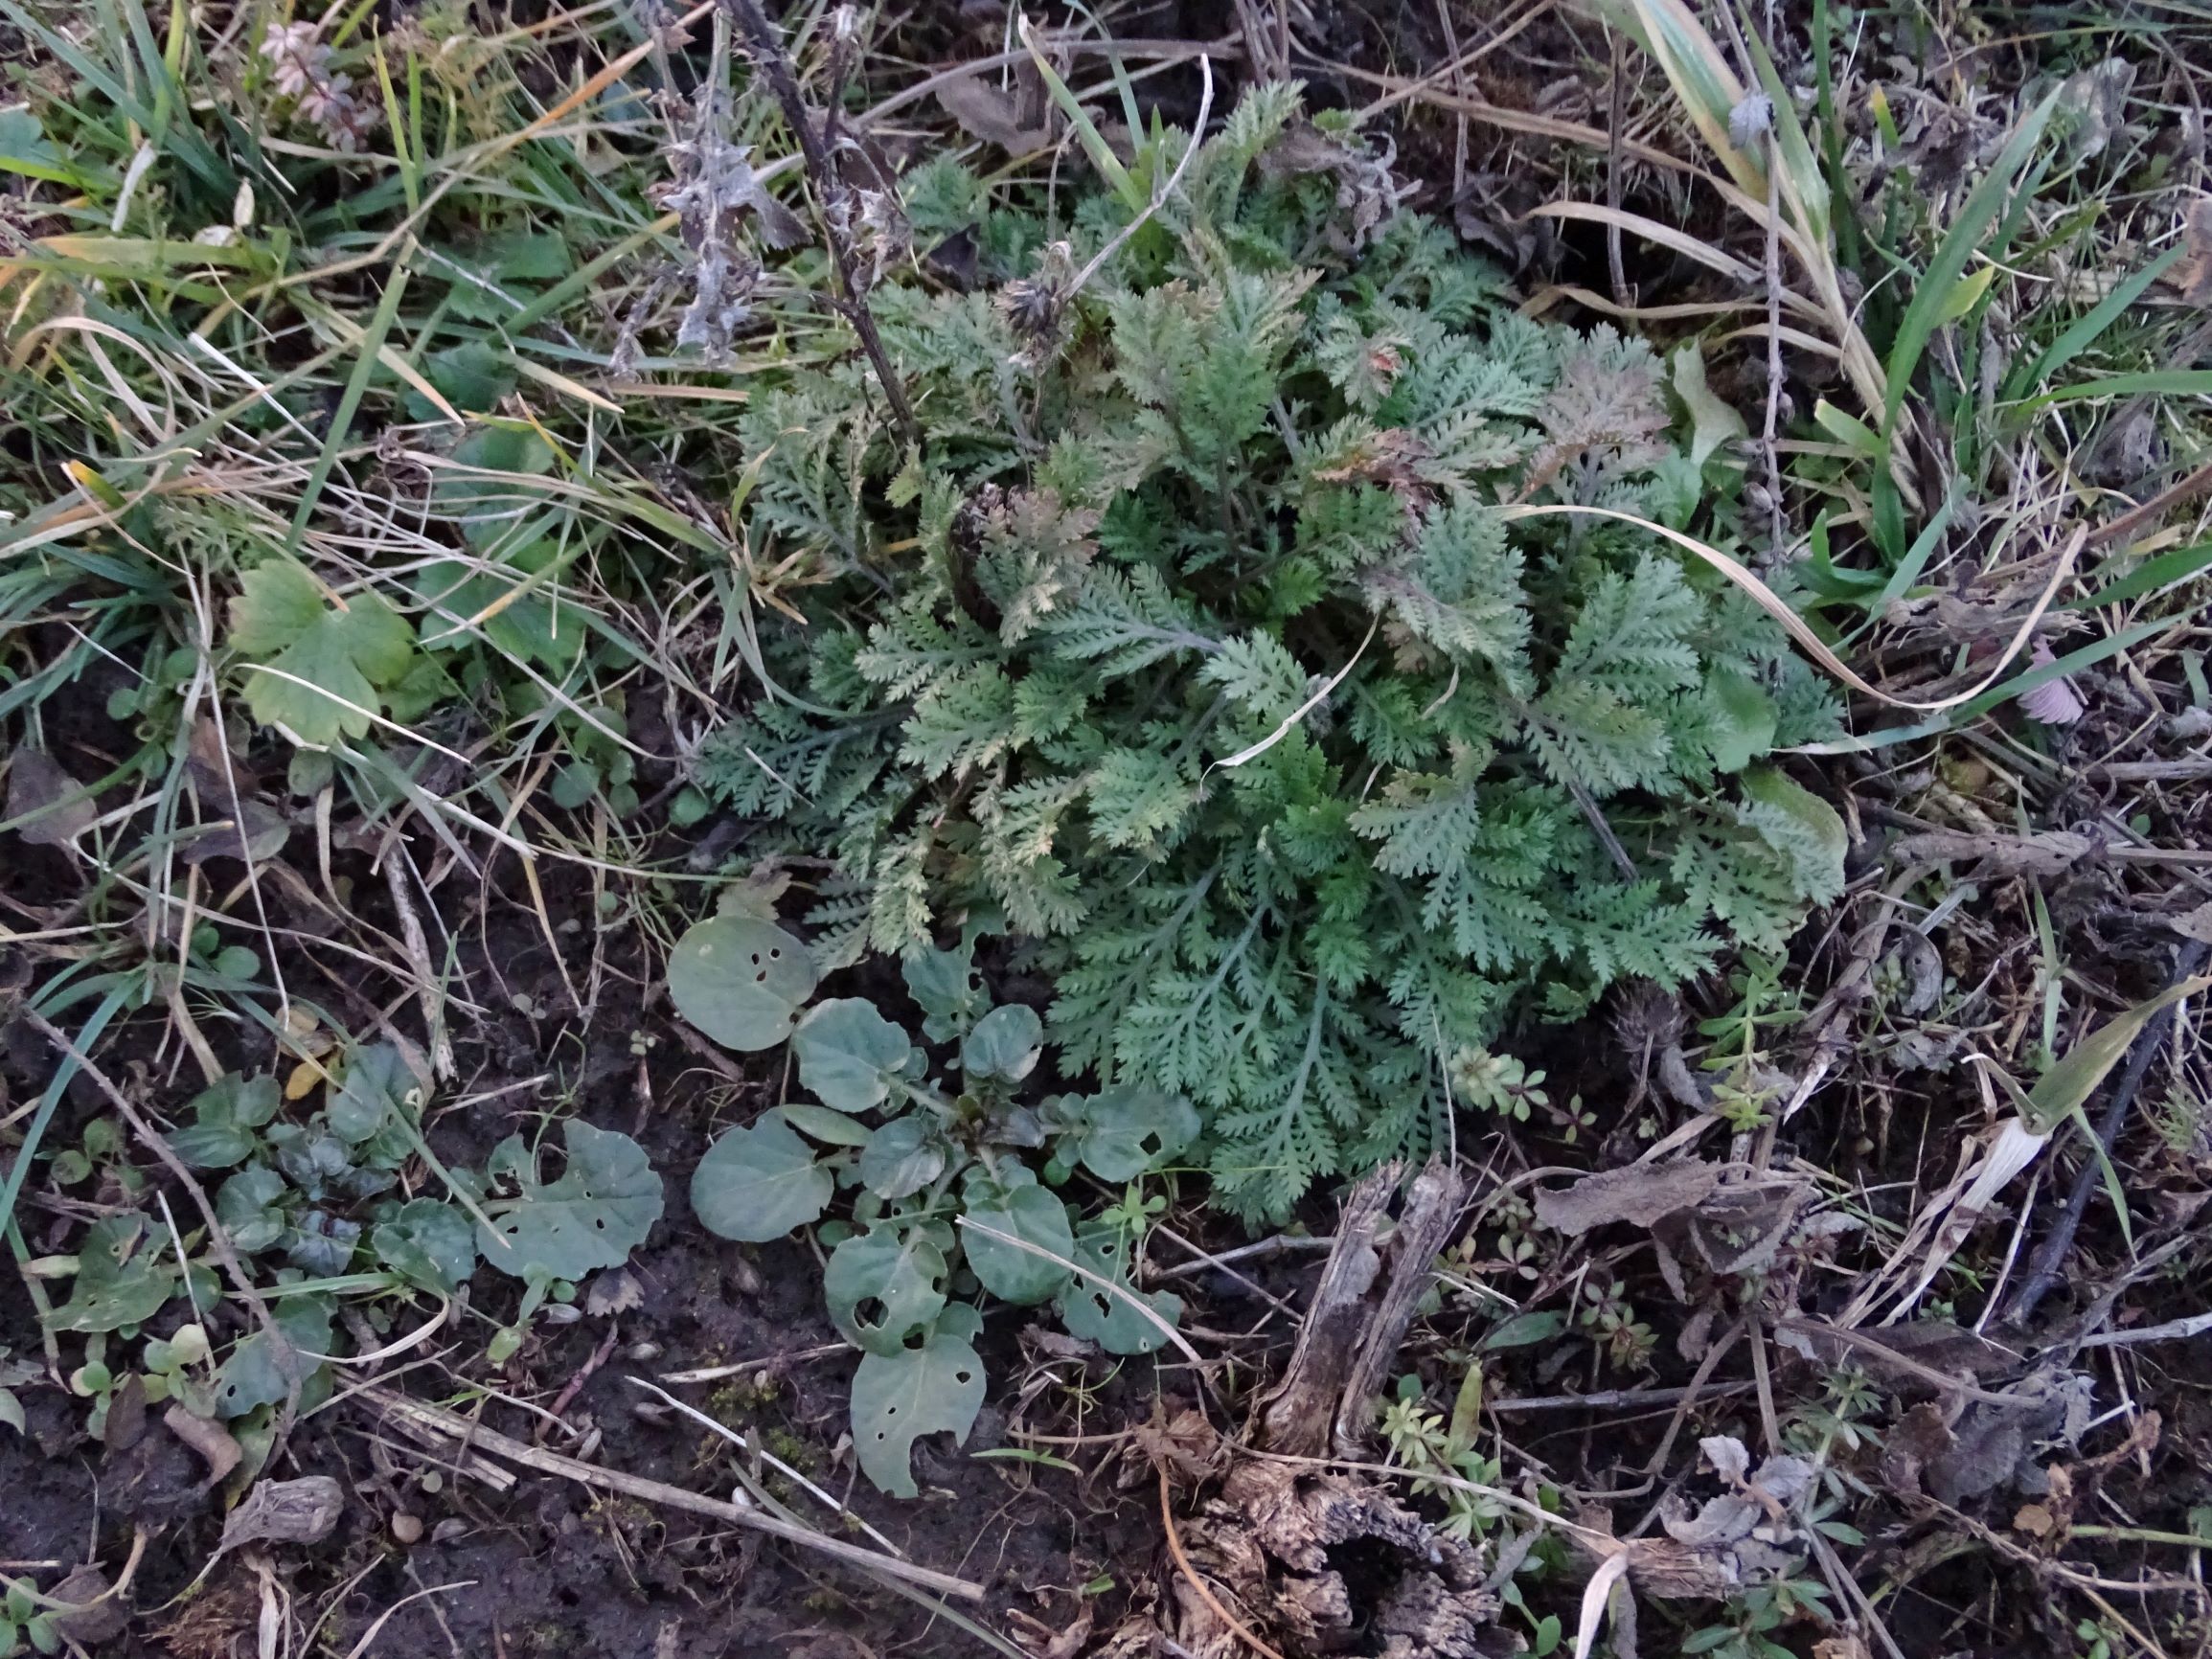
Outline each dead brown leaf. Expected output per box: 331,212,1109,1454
219,1475,344,1551
6,746,96,846
164,1403,243,1489
935,69,1053,152
1891,828,2094,876
1533,1160,1723,1235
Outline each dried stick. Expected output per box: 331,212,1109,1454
362,1386,985,1600
722,0,920,449
2003,939,2210,1326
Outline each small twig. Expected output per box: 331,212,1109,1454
1605,29,1629,308
1564,776,1638,881
1158,1466,1288,1659
625,1376,906,1557
721,0,920,450
2005,940,2210,1326
363,1386,985,1600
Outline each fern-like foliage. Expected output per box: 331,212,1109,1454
691,86,1848,1220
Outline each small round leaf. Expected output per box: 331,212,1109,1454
856,1117,948,1201
1061,1085,1200,1181
667,917,817,1052
793,998,912,1113
960,1003,1042,1084
692,1115,833,1241
964,1183,1076,1306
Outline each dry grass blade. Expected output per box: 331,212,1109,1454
953,1216,1204,1365
1499,506,2086,714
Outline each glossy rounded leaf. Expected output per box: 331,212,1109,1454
855,1116,948,1201
851,1304,985,1498
692,1114,832,1242
964,1183,1076,1306
793,998,911,1113
960,1003,1042,1084
825,1224,946,1356
667,917,817,1052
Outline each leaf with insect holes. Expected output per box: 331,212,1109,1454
962,1172,1075,1305
228,557,420,745
666,917,817,1052
1055,1224,1182,1354
45,1217,177,1334
216,1296,332,1419
825,1222,947,1355
903,944,989,1041
960,1003,1043,1084
1048,1085,1200,1182
851,1302,987,1498
793,998,912,1113
476,1121,663,1282
856,1115,951,1201
692,1114,832,1241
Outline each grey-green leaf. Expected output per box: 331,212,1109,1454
667,916,817,1051
902,945,987,1041
373,1199,477,1293
964,1183,1075,1306
960,1003,1042,1084
1061,1085,1200,1181
216,1297,332,1419
825,1224,946,1355
1055,1225,1181,1354
44,1218,176,1334
856,1116,949,1201
477,1122,664,1282
793,998,912,1113
851,1303,986,1498
779,1102,875,1148
692,1115,832,1241
330,1043,418,1144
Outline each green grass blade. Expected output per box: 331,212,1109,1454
2029,369,2212,406
2007,246,2183,402
1881,93,2058,443
286,261,412,553
2064,539,2212,611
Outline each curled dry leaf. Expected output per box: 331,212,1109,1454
6,746,96,846
935,68,1053,151
1891,829,2093,877
220,1474,345,1551
163,1403,243,1489
1533,1159,1723,1235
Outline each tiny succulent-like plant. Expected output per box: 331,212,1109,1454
676,910,1196,1496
